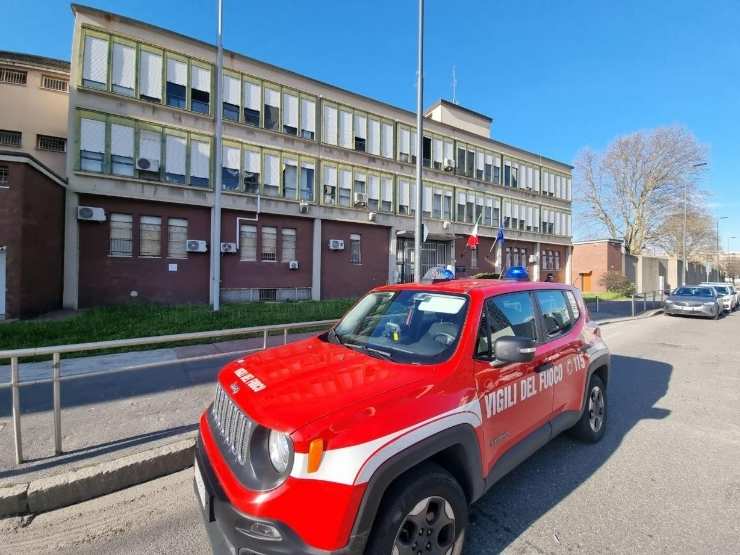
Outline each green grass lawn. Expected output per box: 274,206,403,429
0,299,355,353
581,291,631,302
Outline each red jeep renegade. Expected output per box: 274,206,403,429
194,278,610,554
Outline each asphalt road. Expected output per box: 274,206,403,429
2,310,739,554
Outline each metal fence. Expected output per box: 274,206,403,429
585,290,665,318
0,319,338,465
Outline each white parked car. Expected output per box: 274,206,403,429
700,282,737,312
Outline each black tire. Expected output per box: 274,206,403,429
568,374,607,443
366,462,468,555
713,307,720,320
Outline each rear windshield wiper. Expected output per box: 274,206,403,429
327,327,345,346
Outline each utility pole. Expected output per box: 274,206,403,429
413,0,425,282
717,216,728,280
210,0,224,310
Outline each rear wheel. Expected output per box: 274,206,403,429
366,463,467,555
568,374,607,443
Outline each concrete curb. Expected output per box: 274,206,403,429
596,308,664,326
0,437,195,518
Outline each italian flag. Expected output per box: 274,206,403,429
466,213,482,250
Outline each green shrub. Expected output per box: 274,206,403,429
599,270,636,296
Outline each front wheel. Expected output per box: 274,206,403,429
568,374,607,443
366,463,468,555
713,306,720,320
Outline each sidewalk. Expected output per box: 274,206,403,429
587,298,664,322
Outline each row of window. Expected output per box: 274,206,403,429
0,166,8,187
80,29,571,199
0,129,67,153
109,213,189,258
0,66,69,92
238,224,296,263
78,115,572,236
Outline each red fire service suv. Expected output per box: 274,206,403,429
194,272,610,554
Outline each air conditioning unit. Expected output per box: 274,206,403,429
323,184,334,195
288,260,299,270
442,220,451,230
136,157,160,172
220,242,237,254
443,158,456,172
299,200,309,214
353,192,367,207
186,240,208,253
368,211,377,222
529,254,538,263
77,206,106,222
328,239,345,251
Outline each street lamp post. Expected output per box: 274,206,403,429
683,162,707,285
413,0,425,282
717,216,728,280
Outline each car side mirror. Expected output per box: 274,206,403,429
493,336,536,363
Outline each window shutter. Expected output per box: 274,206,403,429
190,140,210,178
493,154,501,168
139,130,161,161
354,114,367,139
339,168,352,189
485,152,493,167
338,110,352,147
432,138,443,164
245,150,260,174
191,65,211,92
80,119,105,153
566,178,572,200
444,141,453,162
534,168,540,192
423,186,432,211
264,88,280,107
381,122,393,157
110,124,134,158
112,43,135,89
264,154,279,186
165,135,186,174
283,92,298,127
399,128,410,154
399,180,410,206
457,191,466,207
504,200,511,218
223,74,240,105
324,165,337,187
368,175,379,200
382,176,393,202
410,131,417,156
223,145,240,170
322,104,337,145
244,81,261,110
83,36,108,84
139,51,162,99
301,98,316,133
368,119,380,154
476,151,484,171
167,58,187,86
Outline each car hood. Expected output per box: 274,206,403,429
215,336,430,433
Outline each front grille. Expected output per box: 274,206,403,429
212,384,255,465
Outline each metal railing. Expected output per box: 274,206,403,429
0,319,338,465
585,290,666,317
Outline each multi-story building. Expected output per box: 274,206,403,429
64,4,573,308
0,51,69,319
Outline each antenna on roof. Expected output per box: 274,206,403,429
451,65,458,104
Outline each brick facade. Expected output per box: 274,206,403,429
0,159,65,318
571,240,623,292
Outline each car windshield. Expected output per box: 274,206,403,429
674,287,715,297
713,286,730,295
328,290,469,364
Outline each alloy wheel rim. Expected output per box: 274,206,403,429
392,496,456,555
588,386,605,432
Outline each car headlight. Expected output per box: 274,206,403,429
268,430,293,474
665,299,673,304
704,301,716,306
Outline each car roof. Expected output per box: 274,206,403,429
373,278,574,297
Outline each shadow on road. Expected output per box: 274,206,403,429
464,354,672,554
0,423,197,480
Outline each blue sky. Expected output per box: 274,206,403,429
5,0,740,248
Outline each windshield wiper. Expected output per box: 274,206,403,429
343,342,395,361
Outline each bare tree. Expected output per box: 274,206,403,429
652,205,716,261
575,126,707,254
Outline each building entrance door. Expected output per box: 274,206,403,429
0,248,6,319
396,239,452,283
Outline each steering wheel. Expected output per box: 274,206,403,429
433,332,456,346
